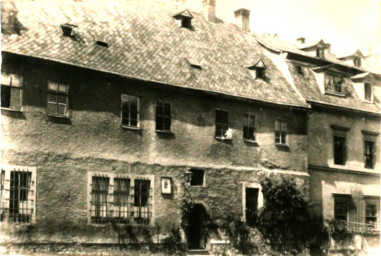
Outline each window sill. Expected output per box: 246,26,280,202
156,130,173,134
47,114,70,119
1,107,22,113
275,143,289,148
121,125,141,130
244,139,258,145
325,92,346,97
215,137,232,141
363,100,374,104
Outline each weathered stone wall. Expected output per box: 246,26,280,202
1,53,309,246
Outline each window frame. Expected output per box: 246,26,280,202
215,109,230,140
275,119,287,145
333,135,346,166
354,57,361,68
0,165,36,224
316,48,325,58
325,73,345,95
364,140,375,169
364,198,379,231
1,73,23,111
155,101,172,133
243,114,256,142
364,82,372,102
333,195,350,224
87,172,154,226
47,81,69,117
189,169,205,187
121,94,140,129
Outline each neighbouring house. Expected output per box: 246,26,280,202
258,34,381,253
1,0,310,254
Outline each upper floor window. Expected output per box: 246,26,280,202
333,136,346,165
325,74,344,94
121,95,140,128
1,73,22,110
215,110,230,139
47,82,69,117
155,101,171,132
354,57,361,67
1,166,36,223
275,119,287,145
316,48,324,58
243,114,256,142
364,140,375,169
364,82,372,101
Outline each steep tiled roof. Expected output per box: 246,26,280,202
1,0,308,108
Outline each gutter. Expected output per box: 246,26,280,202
307,100,381,117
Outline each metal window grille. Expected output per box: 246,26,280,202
0,171,33,223
113,178,130,223
364,141,374,169
1,73,22,110
364,83,372,101
91,176,109,224
121,95,140,127
215,110,229,138
47,82,69,116
243,115,256,141
133,179,151,224
156,102,171,131
275,120,287,144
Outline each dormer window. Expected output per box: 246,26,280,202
354,57,361,67
364,82,372,101
316,48,324,58
247,60,266,80
325,74,344,94
60,23,77,37
173,10,193,29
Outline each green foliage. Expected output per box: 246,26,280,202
257,175,313,255
161,227,186,255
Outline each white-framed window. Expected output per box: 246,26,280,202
215,109,231,139
155,101,171,132
0,165,36,223
325,74,344,94
242,182,263,227
364,82,372,102
1,73,23,110
275,119,287,145
121,95,140,128
88,172,154,225
47,82,69,117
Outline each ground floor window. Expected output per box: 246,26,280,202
89,173,153,225
0,166,36,223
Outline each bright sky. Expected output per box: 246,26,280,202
185,0,381,56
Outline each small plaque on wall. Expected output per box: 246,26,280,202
161,177,172,194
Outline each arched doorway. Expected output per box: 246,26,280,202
187,204,208,249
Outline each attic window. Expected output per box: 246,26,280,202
354,57,361,67
173,10,193,29
96,40,109,48
60,23,77,37
316,48,325,58
296,65,304,76
247,60,266,80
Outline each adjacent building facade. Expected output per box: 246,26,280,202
1,0,379,254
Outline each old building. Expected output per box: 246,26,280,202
258,35,381,252
1,0,310,253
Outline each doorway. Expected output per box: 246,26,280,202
187,204,208,249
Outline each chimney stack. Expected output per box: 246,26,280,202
234,8,250,32
297,37,305,44
202,0,216,23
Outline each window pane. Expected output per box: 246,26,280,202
163,117,171,131
58,84,68,94
57,104,66,116
11,75,22,88
1,73,11,86
156,116,163,130
216,110,228,123
163,103,171,116
246,188,259,227
58,95,67,104
48,82,59,92
190,169,204,186
334,136,346,165
1,85,11,108
47,102,57,114
10,87,22,110
91,176,109,223
48,93,58,103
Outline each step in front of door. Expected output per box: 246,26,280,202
186,249,210,255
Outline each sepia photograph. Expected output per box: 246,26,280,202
1,0,380,255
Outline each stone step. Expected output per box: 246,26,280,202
186,249,210,255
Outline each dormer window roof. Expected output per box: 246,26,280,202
173,10,193,29
247,60,266,80
338,50,364,68
60,23,78,37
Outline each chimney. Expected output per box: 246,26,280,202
297,37,305,44
202,0,216,23
234,8,250,32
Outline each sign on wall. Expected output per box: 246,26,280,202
161,177,172,194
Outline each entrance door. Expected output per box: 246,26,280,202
187,204,207,249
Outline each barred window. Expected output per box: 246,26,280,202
1,73,22,110
89,174,153,225
156,102,171,132
275,120,287,145
325,74,344,94
1,168,35,223
47,82,69,117
243,114,256,141
121,95,140,128
334,199,348,223
215,110,229,139
366,203,378,227
91,176,109,224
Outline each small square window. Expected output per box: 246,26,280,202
275,120,287,145
364,82,372,101
215,110,230,139
1,73,23,110
121,95,140,128
156,102,171,132
190,169,204,186
47,82,69,117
